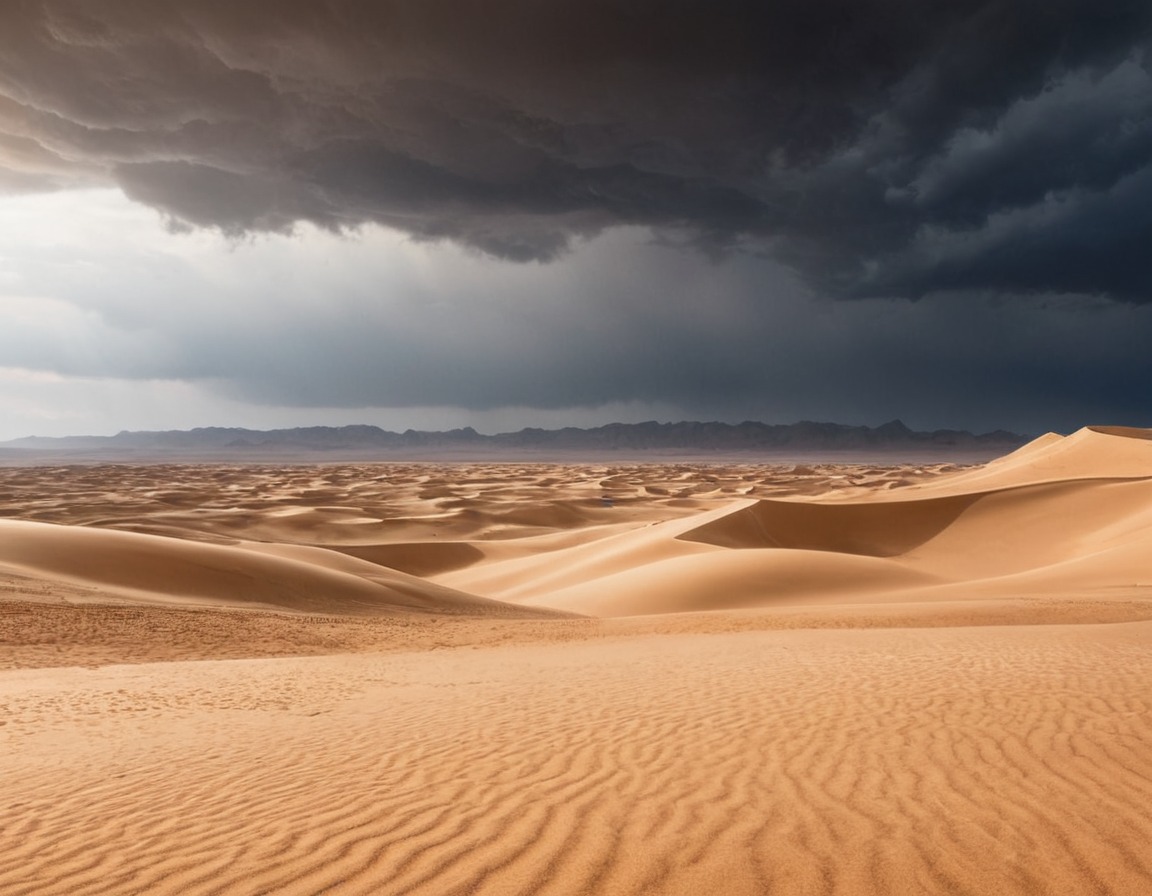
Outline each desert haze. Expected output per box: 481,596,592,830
2,426,1152,895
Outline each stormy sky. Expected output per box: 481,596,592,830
1,0,1150,440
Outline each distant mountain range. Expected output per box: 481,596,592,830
1,420,1027,461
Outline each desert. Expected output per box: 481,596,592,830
3,426,1152,895
4,3,1151,894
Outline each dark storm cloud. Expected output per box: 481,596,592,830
5,213,1150,435
1,0,1151,298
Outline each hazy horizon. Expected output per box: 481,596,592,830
3,415,1033,446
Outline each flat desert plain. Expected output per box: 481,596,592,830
3,426,1152,895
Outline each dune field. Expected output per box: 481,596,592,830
2,426,1152,894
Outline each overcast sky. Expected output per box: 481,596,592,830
1,1,1150,440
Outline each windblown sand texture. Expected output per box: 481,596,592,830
3,427,1152,894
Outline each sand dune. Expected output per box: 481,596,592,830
678,491,982,554
3,428,1152,894
434,427,1152,618
537,548,944,616
3,427,1150,631
0,519,559,618
896,423,1152,492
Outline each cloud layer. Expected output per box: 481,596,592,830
2,191,1150,440
2,1,1150,300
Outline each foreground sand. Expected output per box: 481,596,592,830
3,428,1152,893
5,624,1151,895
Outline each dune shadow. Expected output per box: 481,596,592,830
677,493,985,558
327,541,487,576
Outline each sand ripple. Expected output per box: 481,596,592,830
3,626,1151,895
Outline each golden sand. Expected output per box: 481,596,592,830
2,428,1151,894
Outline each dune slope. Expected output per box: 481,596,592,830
436,427,1152,617
0,519,561,618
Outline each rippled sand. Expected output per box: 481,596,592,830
3,428,1152,894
